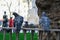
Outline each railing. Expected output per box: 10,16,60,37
1,27,60,40
23,28,60,40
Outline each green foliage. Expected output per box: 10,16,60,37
0,32,38,40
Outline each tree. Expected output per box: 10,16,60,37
36,0,60,28
3,0,12,18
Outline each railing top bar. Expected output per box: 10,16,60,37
22,28,60,31
0,27,16,29
0,27,60,31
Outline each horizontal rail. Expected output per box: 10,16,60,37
0,27,60,31
22,28,60,31
0,27,16,29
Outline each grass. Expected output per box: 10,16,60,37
0,32,38,40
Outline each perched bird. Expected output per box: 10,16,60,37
13,12,24,32
39,11,51,31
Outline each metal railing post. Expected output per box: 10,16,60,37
38,30,43,40
16,31,19,40
31,30,34,40
23,29,26,40
9,29,12,40
3,29,6,40
56,31,60,40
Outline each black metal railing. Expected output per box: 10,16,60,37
1,27,60,40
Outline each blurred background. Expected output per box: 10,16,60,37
0,0,39,33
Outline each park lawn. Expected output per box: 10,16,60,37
0,32,38,40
